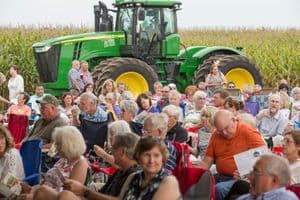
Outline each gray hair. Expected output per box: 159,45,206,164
113,132,140,159
268,93,281,102
169,90,181,100
120,100,138,116
72,60,80,66
80,92,98,105
108,120,131,138
257,154,291,187
121,91,134,101
52,126,86,159
193,90,207,101
239,113,256,128
106,92,117,101
291,87,300,98
162,105,180,119
143,113,169,136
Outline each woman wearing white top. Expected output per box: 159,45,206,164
0,126,25,181
282,130,300,184
8,65,24,104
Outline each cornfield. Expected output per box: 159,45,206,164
0,26,299,99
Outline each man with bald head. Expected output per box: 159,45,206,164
196,110,266,200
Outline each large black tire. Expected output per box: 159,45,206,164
193,55,263,89
92,57,159,96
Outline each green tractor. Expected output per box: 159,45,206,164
32,0,262,97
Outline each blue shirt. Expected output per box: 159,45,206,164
81,106,108,123
164,139,178,171
68,67,84,90
257,110,289,138
237,187,298,200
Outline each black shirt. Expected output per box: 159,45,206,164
99,165,140,196
166,122,188,143
129,121,143,136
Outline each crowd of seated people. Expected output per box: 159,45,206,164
1,60,300,200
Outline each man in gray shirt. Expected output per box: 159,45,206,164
256,93,289,148
25,94,67,149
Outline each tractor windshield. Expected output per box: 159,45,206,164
117,7,134,45
162,8,177,35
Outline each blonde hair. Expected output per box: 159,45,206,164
201,106,218,125
101,79,116,95
279,91,290,109
52,126,86,159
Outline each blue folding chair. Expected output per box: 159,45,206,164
20,139,43,186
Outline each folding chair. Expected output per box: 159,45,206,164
171,141,215,199
20,140,43,186
287,184,300,199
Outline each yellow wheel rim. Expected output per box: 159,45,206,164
116,72,149,98
225,67,255,90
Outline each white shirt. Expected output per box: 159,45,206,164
0,148,25,181
8,75,24,104
290,159,300,184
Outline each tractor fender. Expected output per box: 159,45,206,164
178,46,207,59
192,46,243,59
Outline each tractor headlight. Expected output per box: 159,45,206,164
35,46,51,53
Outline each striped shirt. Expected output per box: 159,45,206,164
164,139,178,171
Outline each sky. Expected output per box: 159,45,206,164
0,0,299,29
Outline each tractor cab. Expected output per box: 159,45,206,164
94,0,182,63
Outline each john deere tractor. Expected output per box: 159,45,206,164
32,0,262,96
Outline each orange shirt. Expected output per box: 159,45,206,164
205,122,266,176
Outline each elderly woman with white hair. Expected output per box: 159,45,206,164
162,105,188,143
168,90,187,123
184,90,207,128
21,126,89,199
93,120,131,167
120,100,143,136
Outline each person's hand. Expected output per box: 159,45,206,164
20,182,32,194
19,193,33,200
257,109,270,120
94,144,106,158
71,106,80,116
106,102,113,111
233,170,241,180
63,178,85,196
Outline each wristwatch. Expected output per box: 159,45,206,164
83,188,90,198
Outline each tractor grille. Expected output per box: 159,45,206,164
33,44,61,83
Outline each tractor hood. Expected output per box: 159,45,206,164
33,31,125,50
32,31,126,87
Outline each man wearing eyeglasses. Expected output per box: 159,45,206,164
195,110,266,200
237,154,298,200
256,93,289,148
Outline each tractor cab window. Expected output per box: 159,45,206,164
138,8,161,39
117,8,134,45
163,8,176,36
137,8,161,55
